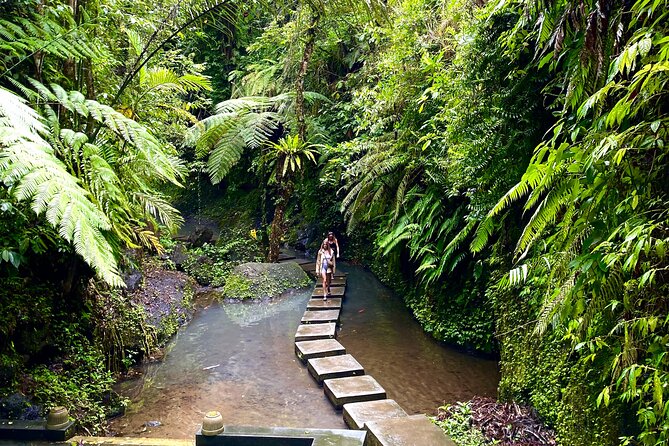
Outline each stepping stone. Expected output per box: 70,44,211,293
300,263,316,273
308,269,347,278
308,354,364,384
293,258,312,266
301,309,340,324
315,277,347,287
277,253,296,261
307,298,342,311
312,287,345,298
295,323,336,342
295,339,346,363
323,375,386,409
343,399,408,430
365,414,456,446
71,437,192,446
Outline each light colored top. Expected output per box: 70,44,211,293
316,248,336,274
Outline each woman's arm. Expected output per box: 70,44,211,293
335,238,341,258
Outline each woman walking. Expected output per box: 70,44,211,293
323,231,341,259
315,240,335,300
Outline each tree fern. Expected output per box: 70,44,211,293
186,93,325,184
27,79,185,187
0,6,103,76
2,79,188,284
0,88,123,286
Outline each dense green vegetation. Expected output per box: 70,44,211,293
1,0,667,444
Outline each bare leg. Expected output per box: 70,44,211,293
326,271,332,295
321,269,328,300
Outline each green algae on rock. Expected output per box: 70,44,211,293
223,262,311,300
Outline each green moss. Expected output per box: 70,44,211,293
223,262,310,300
495,284,620,446
223,273,254,300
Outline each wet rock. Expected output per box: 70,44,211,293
0,393,41,420
129,261,197,343
169,243,188,270
294,228,311,251
196,255,213,265
124,270,143,292
145,420,162,427
223,262,311,300
188,226,214,247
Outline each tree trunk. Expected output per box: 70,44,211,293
267,182,294,262
295,10,319,141
63,0,80,84
267,155,293,262
267,186,289,262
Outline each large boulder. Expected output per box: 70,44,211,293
223,262,311,300
187,226,214,247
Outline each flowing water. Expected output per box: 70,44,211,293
110,264,499,438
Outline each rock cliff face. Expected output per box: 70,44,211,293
223,262,311,300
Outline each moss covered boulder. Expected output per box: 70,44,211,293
224,262,311,300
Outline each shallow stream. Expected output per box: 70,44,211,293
110,264,499,438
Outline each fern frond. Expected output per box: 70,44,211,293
534,275,576,336
207,133,246,184
516,178,578,257
0,6,103,76
0,87,44,136
141,67,213,93
0,92,122,286
444,219,476,256
470,215,496,253
131,192,184,232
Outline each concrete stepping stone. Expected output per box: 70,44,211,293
315,277,347,287
308,354,364,384
208,426,366,446
307,298,342,310
295,339,346,363
312,287,345,298
300,263,316,274
293,258,312,266
364,415,456,446
295,322,337,342
342,399,408,430
301,309,340,324
323,375,386,409
277,253,296,261
71,438,192,446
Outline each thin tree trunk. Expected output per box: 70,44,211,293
295,10,319,141
267,185,291,262
267,155,293,262
63,0,80,84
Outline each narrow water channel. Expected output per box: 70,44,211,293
110,263,499,438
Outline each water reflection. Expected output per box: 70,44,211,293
336,265,499,415
111,264,499,438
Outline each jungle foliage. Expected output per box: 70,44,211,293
228,0,667,444
310,0,667,444
1,0,667,443
0,0,221,434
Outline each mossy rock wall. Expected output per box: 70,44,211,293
224,262,311,300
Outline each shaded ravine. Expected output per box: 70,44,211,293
110,263,498,438
335,264,499,414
